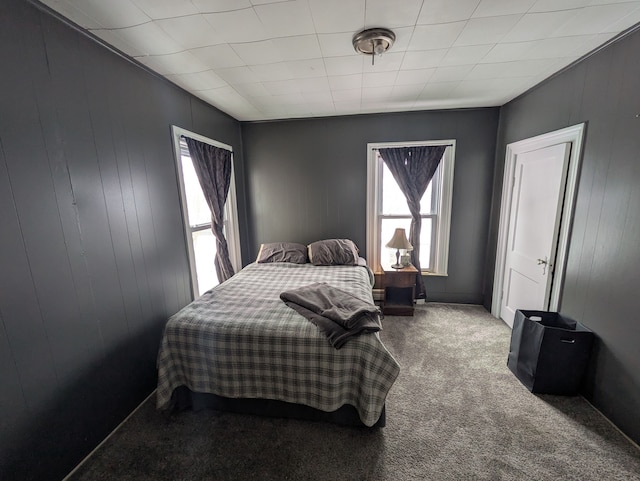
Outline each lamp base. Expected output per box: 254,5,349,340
390,264,403,269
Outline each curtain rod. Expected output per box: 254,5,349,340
372,144,453,150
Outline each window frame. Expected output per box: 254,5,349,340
171,125,242,299
366,139,456,276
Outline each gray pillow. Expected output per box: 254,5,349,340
307,239,359,266
256,242,308,264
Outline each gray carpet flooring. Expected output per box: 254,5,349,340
66,303,640,480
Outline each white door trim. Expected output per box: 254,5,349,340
492,123,585,320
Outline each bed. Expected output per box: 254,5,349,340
156,242,400,427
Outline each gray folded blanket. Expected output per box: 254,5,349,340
280,282,381,349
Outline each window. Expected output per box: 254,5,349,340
171,126,241,298
366,140,455,275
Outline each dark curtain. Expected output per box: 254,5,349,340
184,137,235,283
378,145,446,299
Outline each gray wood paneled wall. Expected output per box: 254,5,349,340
241,108,499,304
0,1,245,479
2,0,640,478
486,27,640,445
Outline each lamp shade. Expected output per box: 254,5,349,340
385,228,412,250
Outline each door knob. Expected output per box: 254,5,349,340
537,256,551,275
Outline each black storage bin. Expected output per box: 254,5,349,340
507,309,594,395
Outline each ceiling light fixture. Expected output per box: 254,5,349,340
352,27,396,66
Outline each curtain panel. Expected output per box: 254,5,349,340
378,145,446,298
184,137,235,283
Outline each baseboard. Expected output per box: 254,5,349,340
581,396,640,452
61,389,157,480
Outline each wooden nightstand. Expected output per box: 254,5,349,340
382,264,418,316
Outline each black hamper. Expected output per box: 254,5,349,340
507,309,594,395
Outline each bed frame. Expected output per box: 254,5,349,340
171,386,386,427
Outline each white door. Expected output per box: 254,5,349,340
500,143,571,326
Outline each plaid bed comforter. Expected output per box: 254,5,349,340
156,262,400,426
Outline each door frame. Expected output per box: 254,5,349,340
491,123,585,321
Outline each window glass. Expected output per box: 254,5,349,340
380,217,432,270
180,142,210,227
192,229,217,295
381,160,433,215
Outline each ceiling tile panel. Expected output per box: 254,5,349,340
112,22,182,56
301,90,334,103
524,35,594,59
466,57,560,79
333,100,362,111
325,56,366,76
401,49,448,70
408,22,467,50
130,0,199,19
74,0,150,28
231,40,284,66
328,74,363,90
417,81,459,100
191,44,246,68
272,35,323,61
191,0,252,13
156,15,223,49
529,0,591,13
472,0,537,18
308,0,366,34
551,3,640,36
454,15,523,46
362,86,393,101
391,83,424,100
395,68,436,85
417,0,481,25
430,65,474,82
295,77,331,92
364,0,424,28
167,70,228,91
363,71,398,88
501,11,581,43
318,32,357,57
203,9,269,43
233,82,271,97
285,59,327,79
481,41,536,63
250,62,295,82
136,51,209,75
331,89,362,102
214,66,256,84
255,1,316,36
262,79,301,95
440,44,494,66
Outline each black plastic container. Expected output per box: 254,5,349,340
507,309,594,395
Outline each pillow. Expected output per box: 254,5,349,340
307,239,359,266
256,242,308,264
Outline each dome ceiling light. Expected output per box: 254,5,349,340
352,27,396,66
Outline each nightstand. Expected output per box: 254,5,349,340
382,264,418,316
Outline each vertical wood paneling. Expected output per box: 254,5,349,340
241,108,498,304
491,27,640,444
0,1,244,479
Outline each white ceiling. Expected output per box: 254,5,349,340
40,0,640,121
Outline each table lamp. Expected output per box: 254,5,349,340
385,228,412,269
